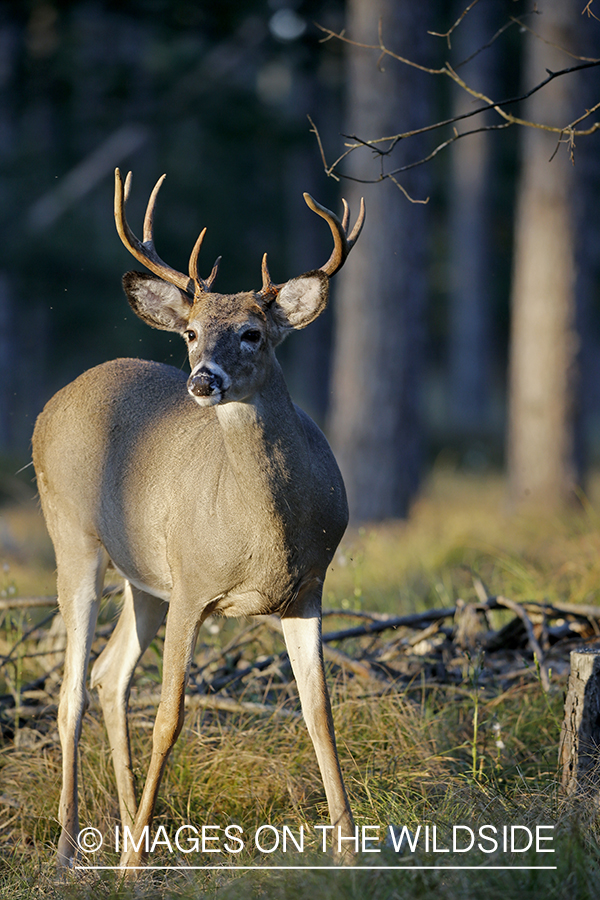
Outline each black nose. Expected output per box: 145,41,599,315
188,367,223,397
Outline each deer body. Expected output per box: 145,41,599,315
32,171,363,868
35,355,346,616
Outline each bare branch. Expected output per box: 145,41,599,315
313,16,600,192
428,0,482,49
307,114,340,182
444,60,600,135
512,13,600,62
456,17,521,70
388,174,430,204
312,57,600,189
583,0,600,23
315,22,445,76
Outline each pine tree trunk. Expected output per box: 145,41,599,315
447,0,495,437
0,273,14,452
328,0,430,521
507,1,580,508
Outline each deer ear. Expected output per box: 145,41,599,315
122,272,192,332
270,270,329,335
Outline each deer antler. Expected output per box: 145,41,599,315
259,192,365,296
114,169,221,295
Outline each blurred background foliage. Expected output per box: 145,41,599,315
0,0,598,520
0,0,348,440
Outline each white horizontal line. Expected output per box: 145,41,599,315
75,865,558,871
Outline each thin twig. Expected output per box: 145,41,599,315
509,14,600,63
456,17,521,70
311,19,600,188
428,0,481,49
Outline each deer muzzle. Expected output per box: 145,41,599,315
188,366,224,400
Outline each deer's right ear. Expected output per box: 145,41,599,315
269,270,329,339
122,272,192,333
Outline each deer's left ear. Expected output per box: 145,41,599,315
269,270,329,337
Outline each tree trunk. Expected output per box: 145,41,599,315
328,0,430,522
559,649,600,800
507,0,580,508
447,0,495,438
0,273,14,453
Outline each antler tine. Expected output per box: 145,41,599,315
115,169,223,295
303,192,365,278
204,255,222,291
340,198,350,233
260,252,276,296
188,227,207,284
115,169,191,293
188,227,222,293
142,173,166,244
123,170,133,203
346,197,366,251
257,193,365,297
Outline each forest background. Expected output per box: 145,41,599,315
0,0,599,524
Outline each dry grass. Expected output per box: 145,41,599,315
2,467,600,898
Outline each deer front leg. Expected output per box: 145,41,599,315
55,548,107,868
90,583,168,830
281,595,354,851
119,597,200,870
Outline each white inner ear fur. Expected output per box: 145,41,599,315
127,275,191,331
276,272,328,329
138,279,189,317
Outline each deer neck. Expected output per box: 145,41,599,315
213,359,309,514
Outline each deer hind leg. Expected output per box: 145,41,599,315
281,593,354,850
119,593,202,868
54,543,108,868
90,583,168,831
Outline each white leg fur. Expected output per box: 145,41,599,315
281,599,354,840
90,583,168,829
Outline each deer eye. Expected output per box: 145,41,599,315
184,330,197,343
241,329,261,345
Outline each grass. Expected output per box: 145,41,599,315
2,466,600,897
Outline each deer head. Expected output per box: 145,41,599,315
114,168,364,406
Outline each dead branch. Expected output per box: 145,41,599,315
494,596,550,691
0,583,122,612
311,18,600,191
185,694,300,719
322,607,457,642
322,608,398,621
319,643,390,683
130,691,300,719
428,0,481,48
0,596,57,611
583,1,600,23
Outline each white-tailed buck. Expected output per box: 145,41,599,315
32,169,364,868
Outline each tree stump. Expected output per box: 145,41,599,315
559,649,600,799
